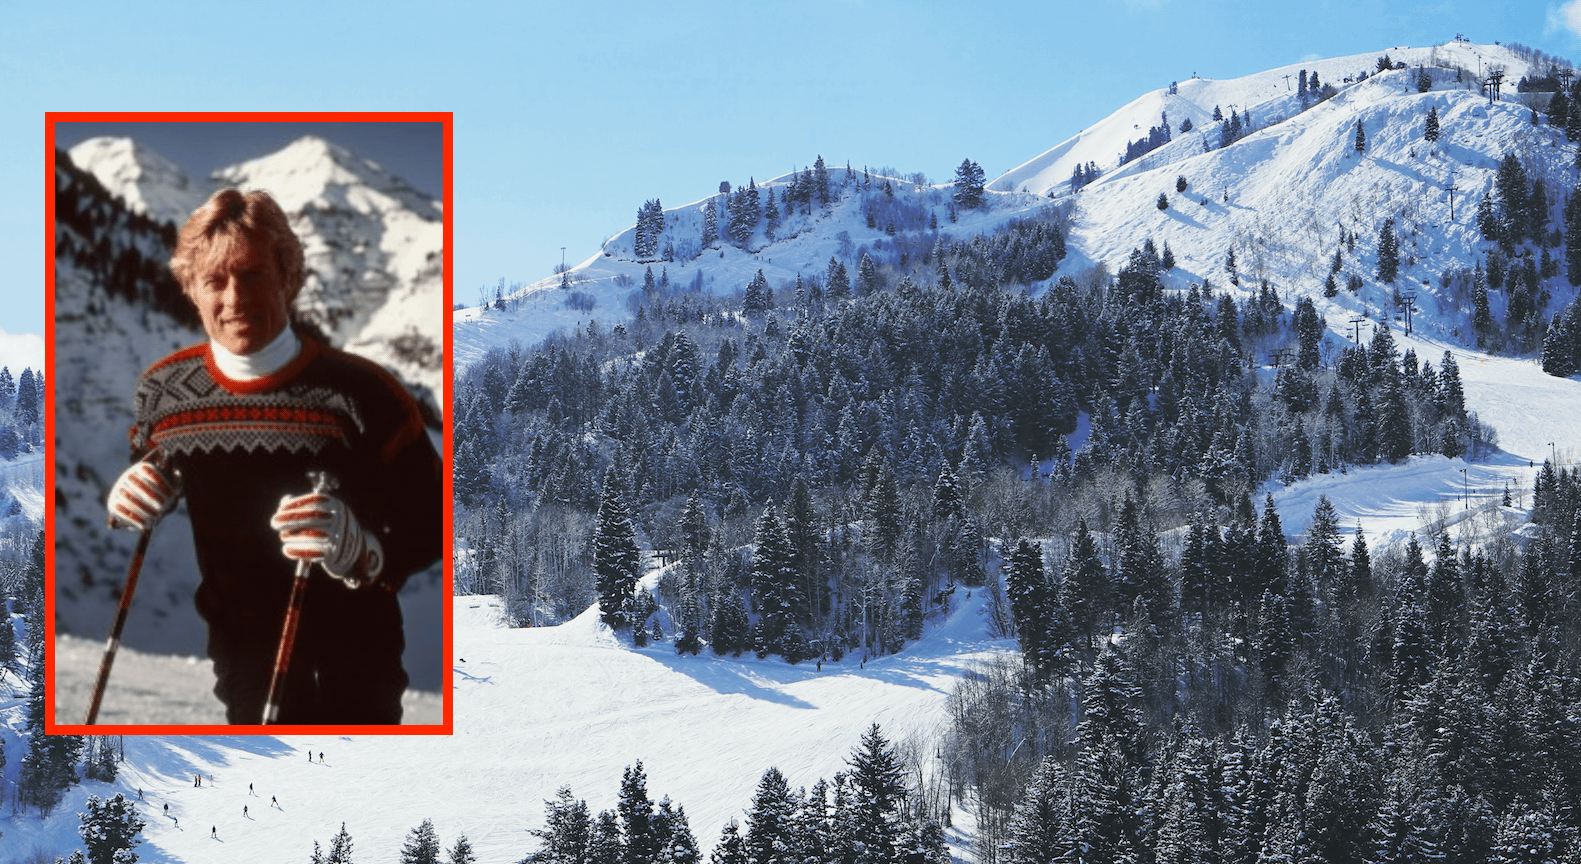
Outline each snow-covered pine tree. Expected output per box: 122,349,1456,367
709,822,747,864
1355,119,1367,153
20,650,83,816
594,470,641,631
526,787,592,864
1060,521,1109,649
701,199,718,249
79,793,145,864
655,800,700,864
1425,106,1441,141
825,257,849,298
842,724,910,864
619,762,659,864
750,508,805,659
952,158,985,210
399,818,442,864
1003,757,1069,864
1377,216,1400,283
742,270,771,317
447,835,477,864
744,767,800,864
1004,539,1050,670
326,823,354,864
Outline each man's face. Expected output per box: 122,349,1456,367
188,235,292,356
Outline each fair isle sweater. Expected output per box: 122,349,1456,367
129,334,443,638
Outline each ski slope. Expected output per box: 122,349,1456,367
12,590,1009,863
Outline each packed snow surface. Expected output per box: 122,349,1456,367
12,592,1007,863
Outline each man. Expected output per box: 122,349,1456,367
106,188,442,725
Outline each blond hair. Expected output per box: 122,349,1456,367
170,189,304,301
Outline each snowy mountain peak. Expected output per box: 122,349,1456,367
67,136,205,227
214,134,442,221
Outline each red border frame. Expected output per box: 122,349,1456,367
45,111,454,736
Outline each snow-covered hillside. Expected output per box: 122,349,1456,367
21,309,1581,858
453,168,1054,369
456,42,1577,394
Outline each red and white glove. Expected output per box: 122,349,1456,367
270,492,385,588
107,458,181,531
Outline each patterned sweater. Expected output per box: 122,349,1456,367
130,334,443,637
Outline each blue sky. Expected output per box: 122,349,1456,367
8,0,1581,340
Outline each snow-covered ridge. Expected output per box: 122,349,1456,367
68,136,206,227
991,41,1539,197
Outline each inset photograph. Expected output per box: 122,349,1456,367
48,114,451,732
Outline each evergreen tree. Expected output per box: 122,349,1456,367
750,508,806,659
326,823,355,864
619,762,659,864
1377,216,1400,283
1003,757,1068,864
594,471,641,631
701,199,718,249
845,724,909,864
1425,106,1441,141
710,590,749,657
1543,312,1576,376
1061,520,1110,648
745,767,799,864
526,788,592,864
448,836,477,864
1004,539,1051,671
1355,119,1367,153
20,650,83,816
1378,378,1413,463
16,368,37,429
742,270,771,317
953,158,986,210
1473,266,1495,345
825,257,850,298
79,793,145,864
709,822,747,864
400,818,442,864
1157,192,1170,211
655,800,700,864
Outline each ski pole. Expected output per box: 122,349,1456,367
263,471,335,725
85,452,175,725
83,525,154,725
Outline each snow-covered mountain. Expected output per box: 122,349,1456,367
68,136,207,227
51,138,446,691
457,41,1574,386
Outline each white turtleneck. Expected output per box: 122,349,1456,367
211,326,301,381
